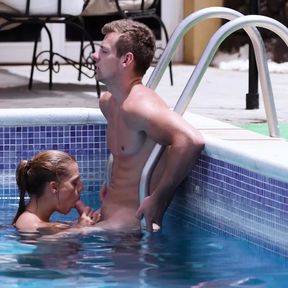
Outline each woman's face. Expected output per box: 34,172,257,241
56,162,84,214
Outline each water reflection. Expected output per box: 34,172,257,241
1,207,288,287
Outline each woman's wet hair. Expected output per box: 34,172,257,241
102,19,156,76
13,150,76,224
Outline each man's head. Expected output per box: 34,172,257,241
101,19,156,76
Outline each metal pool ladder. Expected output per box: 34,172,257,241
139,7,288,229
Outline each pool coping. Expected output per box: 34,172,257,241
0,108,106,126
183,113,288,184
1,107,288,184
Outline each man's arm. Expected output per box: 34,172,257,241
132,93,205,231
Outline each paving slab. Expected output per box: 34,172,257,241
0,64,287,125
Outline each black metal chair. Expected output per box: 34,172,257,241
83,0,173,85
0,0,100,95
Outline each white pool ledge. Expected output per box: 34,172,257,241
1,107,287,184
184,112,288,183
0,108,106,126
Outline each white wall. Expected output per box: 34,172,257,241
161,0,183,62
0,0,184,63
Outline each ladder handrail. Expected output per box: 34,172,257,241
140,7,276,207
174,15,288,129
146,7,279,137
140,13,288,227
147,7,255,89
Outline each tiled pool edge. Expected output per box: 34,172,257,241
175,113,288,256
1,108,288,256
170,153,288,256
0,108,107,126
0,108,109,202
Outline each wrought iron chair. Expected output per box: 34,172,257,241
0,0,100,95
83,0,173,85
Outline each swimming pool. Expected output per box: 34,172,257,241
1,198,288,288
1,107,288,286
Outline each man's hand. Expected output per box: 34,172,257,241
135,195,163,232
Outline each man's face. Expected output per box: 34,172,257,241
92,32,121,84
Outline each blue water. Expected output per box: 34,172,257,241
1,200,288,288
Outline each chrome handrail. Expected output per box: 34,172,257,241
140,12,288,228
147,7,278,136
140,7,274,207
174,15,288,129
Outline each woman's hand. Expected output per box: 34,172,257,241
75,200,101,226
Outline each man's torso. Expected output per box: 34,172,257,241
100,92,157,228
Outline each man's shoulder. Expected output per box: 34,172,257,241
101,91,112,100
99,91,112,106
131,84,153,95
128,85,159,104
125,86,155,110
124,88,169,124
99,91,112,115
128,85,167,109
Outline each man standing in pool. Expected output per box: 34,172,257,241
92,19,204,232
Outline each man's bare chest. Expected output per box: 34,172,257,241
106,115,145,156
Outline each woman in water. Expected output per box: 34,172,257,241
13,150,100,234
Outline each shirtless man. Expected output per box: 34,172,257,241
92,19,204,232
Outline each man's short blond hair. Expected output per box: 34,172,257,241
102,19,156,76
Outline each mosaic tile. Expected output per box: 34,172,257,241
170,154,288,255
1,122,288,255
0,123,109,199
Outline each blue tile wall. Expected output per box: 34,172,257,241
169,154,288,256
0,124,109,200
2,121,288,255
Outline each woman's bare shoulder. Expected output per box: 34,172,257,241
15,212,41,231
15,212,70,234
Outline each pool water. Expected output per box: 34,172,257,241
1,201,288,288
